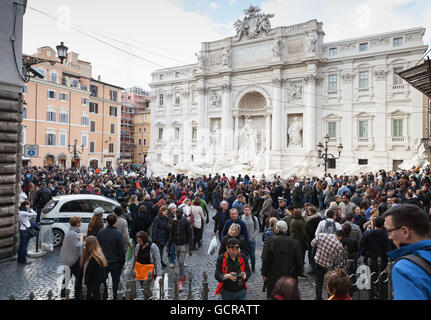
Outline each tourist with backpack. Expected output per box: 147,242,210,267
384,204,431,300
314,209,342,236
242,204,259,272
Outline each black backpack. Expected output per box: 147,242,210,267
39,188,52,207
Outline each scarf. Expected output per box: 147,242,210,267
215,252,247,295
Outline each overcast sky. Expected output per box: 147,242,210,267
23,0,431,90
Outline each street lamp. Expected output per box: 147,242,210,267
317,135,343,174
21,42,69,82
68,139,84,168
55,42,68,64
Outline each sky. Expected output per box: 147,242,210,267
22,0,431,90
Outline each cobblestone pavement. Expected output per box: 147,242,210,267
0,208,322,300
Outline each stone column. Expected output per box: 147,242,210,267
265,112,271,152
0,90,22,260
221,83,232,153
374,68,388,153
303,74,320,151
341,71,354,155
181,90,190,163
271,78,283,152
197,86,208,157
233,113,240,150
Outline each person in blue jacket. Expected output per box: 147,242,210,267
384,204,431,300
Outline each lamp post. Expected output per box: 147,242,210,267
68,139,84,168
317,135,343,174
21,42,68,82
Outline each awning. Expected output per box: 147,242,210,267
397,58,431,99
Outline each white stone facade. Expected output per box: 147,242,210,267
148,7,428,177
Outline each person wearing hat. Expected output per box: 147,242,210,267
87,207,105,238
278,197,288,218
260,190,273,232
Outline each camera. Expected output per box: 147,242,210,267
236,272,243,287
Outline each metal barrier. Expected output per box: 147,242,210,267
328,246,393,300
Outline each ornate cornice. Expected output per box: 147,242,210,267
374,69,389,80
342,73,355,83
272,78,284,88
222,84,232,92
197,87,208,95
303,74,323,86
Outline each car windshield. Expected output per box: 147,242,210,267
42,199,59,214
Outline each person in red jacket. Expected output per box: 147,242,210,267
229,176,237,190
325,269,352,300
178,191,187,206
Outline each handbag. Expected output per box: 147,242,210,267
18,215,39,238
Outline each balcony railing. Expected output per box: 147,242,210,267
391,136,405,143
392,84,404,91
353,136,374,150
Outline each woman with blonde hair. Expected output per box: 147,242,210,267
128,195,139,221
80,236,107,300
325,201,338,217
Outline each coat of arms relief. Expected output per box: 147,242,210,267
234,5,274,41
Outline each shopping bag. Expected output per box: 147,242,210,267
207,235,220,256
127,239,135,261
135,262,154,281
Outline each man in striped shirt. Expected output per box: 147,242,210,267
311,231,344,300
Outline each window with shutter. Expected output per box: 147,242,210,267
359,72,369,89
359,121,368,137
328,122,336,138
392,119,403,137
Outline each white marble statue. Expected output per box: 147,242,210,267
195,51,204,69
288,116,303,146
258,13,273,34
272,39,282,57
306,31,318,55
210,120,222,148
399,138,429,170
234,19,248,41
222,47,231,67
239,118,257,163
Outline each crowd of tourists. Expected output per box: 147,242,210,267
16,165,431,300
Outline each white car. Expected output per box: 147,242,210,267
41,194,120,247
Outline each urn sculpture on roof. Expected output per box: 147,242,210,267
234,5,274,41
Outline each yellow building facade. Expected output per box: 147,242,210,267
22,46,123,168
134,110,151,164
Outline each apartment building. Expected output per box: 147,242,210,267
22,46,123,168
121,87,150,164
134,109,151,164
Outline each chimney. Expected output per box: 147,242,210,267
98,75,101,81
